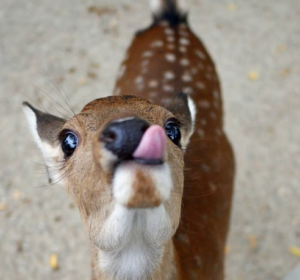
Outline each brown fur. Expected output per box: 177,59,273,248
24,7,234,280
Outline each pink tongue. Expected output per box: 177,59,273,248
133,125,166,160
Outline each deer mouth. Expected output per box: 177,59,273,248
112,161,172,208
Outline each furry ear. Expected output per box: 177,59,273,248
163,92,196,149
23,102,66,184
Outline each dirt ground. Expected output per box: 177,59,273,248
0,0,299,279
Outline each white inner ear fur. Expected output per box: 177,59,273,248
98,204,172,280
181,96,197,150
23,106,64,184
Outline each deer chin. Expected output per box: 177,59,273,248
112,161,172,209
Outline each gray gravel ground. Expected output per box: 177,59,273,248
0,0,300,279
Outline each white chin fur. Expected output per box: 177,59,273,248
98,204,172,280
112,162,172,207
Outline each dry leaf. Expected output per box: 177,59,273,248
248,235,258,250
0,203,6,211
227,3,238,11
49,253,59,270
289,246,300,258
248,71,259,81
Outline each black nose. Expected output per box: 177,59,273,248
100,117,150,159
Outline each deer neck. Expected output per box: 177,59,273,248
90,206,178,280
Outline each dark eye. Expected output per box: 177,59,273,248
61,131,78,157
165,121,181,146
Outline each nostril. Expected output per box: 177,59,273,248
101,129,117,143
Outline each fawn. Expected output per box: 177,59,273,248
23,0,235,279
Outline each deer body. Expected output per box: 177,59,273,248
23,1,234,280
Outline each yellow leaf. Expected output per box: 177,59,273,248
0,203,6,211
248,235,258,250
289,246,300,258
248,71,259,81
49,253,59,270
227,3,238,11
224,245,230,255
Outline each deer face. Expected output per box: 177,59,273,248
24,95,194,256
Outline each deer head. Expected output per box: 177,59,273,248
23,93,194,279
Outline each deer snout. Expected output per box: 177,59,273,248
100,117,166,164
100,117,149,160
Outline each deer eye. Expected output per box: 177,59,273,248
61,131,78,157
165,120,181,146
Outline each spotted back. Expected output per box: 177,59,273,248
113,10,235,280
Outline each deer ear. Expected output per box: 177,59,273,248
23,102,66,184
163,93,196,148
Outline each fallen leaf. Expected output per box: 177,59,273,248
289,246,300,258
248,235,258,250
0,203,6,211
227,3,238,11
224,245,230,255
13,190,21,201
248,71,259,81
49,253,59,270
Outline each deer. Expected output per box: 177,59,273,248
23,0,235,279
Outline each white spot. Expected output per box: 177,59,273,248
215,128,223,136
167,36,175,42
151,40,164,47
142,51,153,58
164,28,174,35
195,49,206,60
179,46,187,53
149,92,158,98
135,76,144,84
198,63,204,70
117,65,126,79
198,100,210,108
206,73,212,80
197,129,205,138
201,119,207,126
182,73,192,82
213,90,220,99
165,53,176,62
207,65,213,72
209,182,217,191
162,97,172,105
141,60,149,67
191,67,198,75
159,20,169,27
196,82,205,89
200,164,211,172
210,112,217,119
167,44,175,50
180,58,190,66
179,30,189,37
213,100,219,109
137,84,145,91
179,38,190,45
148,80,158,88
182,87,193,94
179,23,187,29
163,84,174,92
164,71,175,80
141,68,148,74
